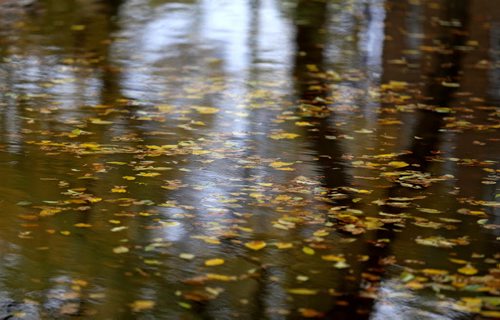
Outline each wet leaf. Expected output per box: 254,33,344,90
269,132,300,140
298,308,325,318
244,241,267,251
388,161,410,168
113,246,129,254
179,253,195,260
130,300,155,312
302,246,315,255
205,258,225,266
458,264,478,275
193,106,219,114
287,288,318,295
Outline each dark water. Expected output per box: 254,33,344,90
0,0,499,318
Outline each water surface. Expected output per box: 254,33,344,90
0,0,499,318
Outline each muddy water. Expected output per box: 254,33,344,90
0,0,498,319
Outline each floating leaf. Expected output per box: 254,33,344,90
287,288,318,295
321,255,345,262
205,258,225,266
193,106,219,114
206,273,237,281
299,308,324,318
111,186,127,193
333,261,350,269
274,242,293,249
179,253,195,260
244,241,267,251
302,246,315,255
388,161,409,168
74,223,92,228
269,132,300,140
130,300,155,312
458,264,478,275
113,246,129,254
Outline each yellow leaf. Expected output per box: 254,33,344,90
40,208,62,217
74,223,92,228
274,242,293,249
206,273,237,281
205,258,225,266
160,221,180,227
137,172,161,177
89,118,112,125
123,176,136,180
481,311,500,318
156,105,174,113
269,161,294,168
111,186,127,193
313,229,329,237
388,161,409,168
193,106,219,114
71,25,86,31
405,281,424,290
244,241,267,251
113,246,129,254
179,253,195,260
269,132,300,140
421,268,448,276
295,121,314,127
458,264,478,275
130,300,155,312
287,288,318,295
302,246,315,255
321,255,345,262
449,258,467,264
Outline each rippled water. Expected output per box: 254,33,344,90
0,0,498,318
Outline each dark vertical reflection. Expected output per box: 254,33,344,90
398,0,470,172
324,1,472,319
293,0,348,192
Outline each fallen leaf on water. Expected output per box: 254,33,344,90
274,242,293,249
333,261,350,269
421,268,448,276
113,246,129,254
388,161,410,168
74,223,92,228
205,258,225,266
193,106,219,114
245,241,267,251
302,246,315,255
179,253,195,260
89,118,113,125
111,186,127,193
270,161,294,168
269,132,300,140
321,255,345,262
130,300,155,312
287,288,318,295
299,308,324,318
458,264,478,275
206,273,237,281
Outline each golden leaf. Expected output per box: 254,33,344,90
458,264,478,275
130,300,155,312
244,241,267,251
205,258,225,266
287,288,318,295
